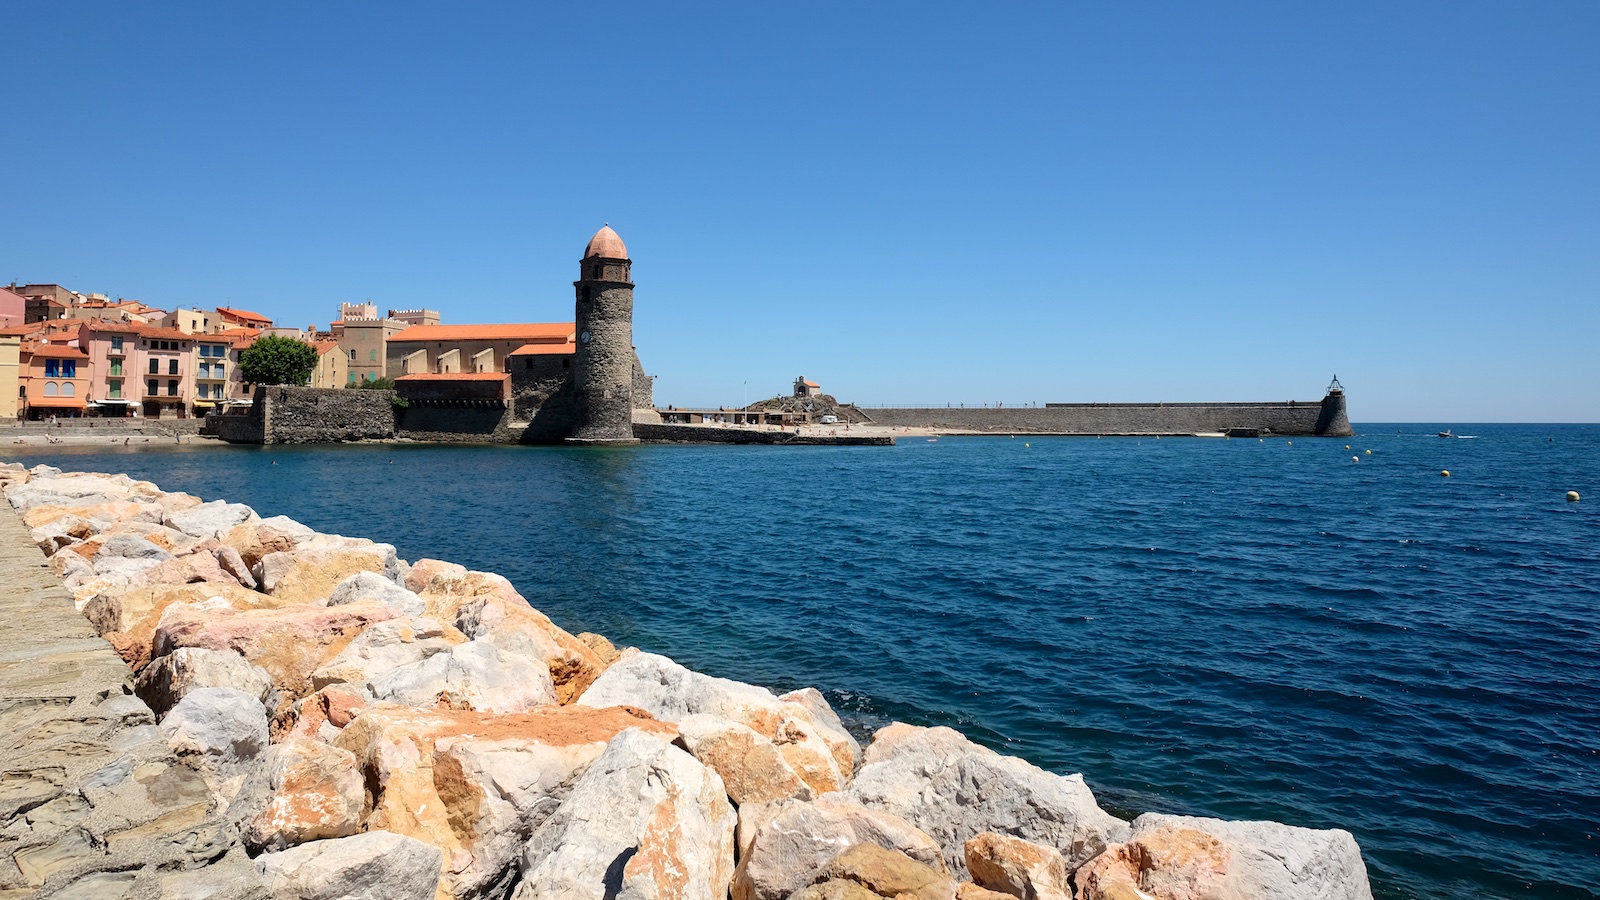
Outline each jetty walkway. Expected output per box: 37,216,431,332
0,500,256,897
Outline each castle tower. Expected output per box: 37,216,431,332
568,225,638,443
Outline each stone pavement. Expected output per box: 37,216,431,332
0,501,259,899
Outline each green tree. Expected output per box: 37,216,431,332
238,335,318,386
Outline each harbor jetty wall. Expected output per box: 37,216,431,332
0,462,1375,899
865,393,1353,436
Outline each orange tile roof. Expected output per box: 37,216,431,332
24,344,90,359
390,323,574,343
393,373,510,381
802,380,820,387
0,325,36,337
508,340,576,356
311,340,342,356
217,306,273,325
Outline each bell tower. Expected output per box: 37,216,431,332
569,224,638,443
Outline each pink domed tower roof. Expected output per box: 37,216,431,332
583,225,628,260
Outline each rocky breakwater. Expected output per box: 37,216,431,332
1,462,1376,900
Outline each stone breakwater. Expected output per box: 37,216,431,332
1,463,1375,900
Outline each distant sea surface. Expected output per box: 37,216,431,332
6,424,1597,899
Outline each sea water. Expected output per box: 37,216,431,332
7,424,1597,899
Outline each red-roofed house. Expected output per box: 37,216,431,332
217,307,273,329
20,339,90,419
309,340,348,389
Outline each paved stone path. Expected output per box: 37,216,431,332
0,502,255,898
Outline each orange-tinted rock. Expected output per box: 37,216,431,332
1074,827,1232,900
84,582,286,672
153,601,399,706
220,523,300,569
256,547,401,606
245,739,364,851
963,832,1071,900
814,843,957,900
416,568,605,704
336,703,676,899
676,714,812,805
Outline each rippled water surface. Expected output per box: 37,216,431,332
8,424,1598,899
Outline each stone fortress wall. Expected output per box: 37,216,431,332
866,391,1352,436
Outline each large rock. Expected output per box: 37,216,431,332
514,728,736,900
733,795,946,900
781,687,863,776
243,739,364,851
255,830,442,900
152,601,400,707
220,521,303,569
676,713,812,805
579,653,849,792
962,832,1071,900
83,582,286,672
846,724,1129,878
136,647,274,718
310,616,463,690
413,564,605,704
335,702,676,899
362,639,557,713
256,545,405,606
159,687,269,788
324,570,426,616
811,843,957,900
165,500,259,539
1075,814,1373,900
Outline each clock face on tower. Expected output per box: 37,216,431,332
580,331,591,344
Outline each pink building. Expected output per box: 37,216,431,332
0,287,25,328
78,322,200,418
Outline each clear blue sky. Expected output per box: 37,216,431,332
3,2,1595,421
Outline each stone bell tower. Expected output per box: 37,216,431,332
568,224,638,443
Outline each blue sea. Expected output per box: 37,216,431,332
6,424,1597,899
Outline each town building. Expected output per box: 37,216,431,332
20,337,89,420
0,287,25,328
0,327,24,419
331,304,439,385
216,307,272,331
309,340,348,388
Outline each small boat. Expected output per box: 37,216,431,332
1438,430,1455,438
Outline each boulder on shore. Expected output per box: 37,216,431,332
1075,813,1372,900
732,794,946,900
514,728,736,900
335,702,677,900
255,830,441,900
846,723,1129,878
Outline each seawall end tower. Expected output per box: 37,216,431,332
568,224,639,444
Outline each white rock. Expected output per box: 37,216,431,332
364,640,556,712
95,533,175,562
159,686,269,785
324,570,426,616
165,500,260,539
1129,813,1373,900
138,648,274,718
256,830,442,900
846,724,1129,877
732,794,946,900
311,617,458,690
515,728,736,900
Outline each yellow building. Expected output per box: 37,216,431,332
0,328,23,419
310,340,349,388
